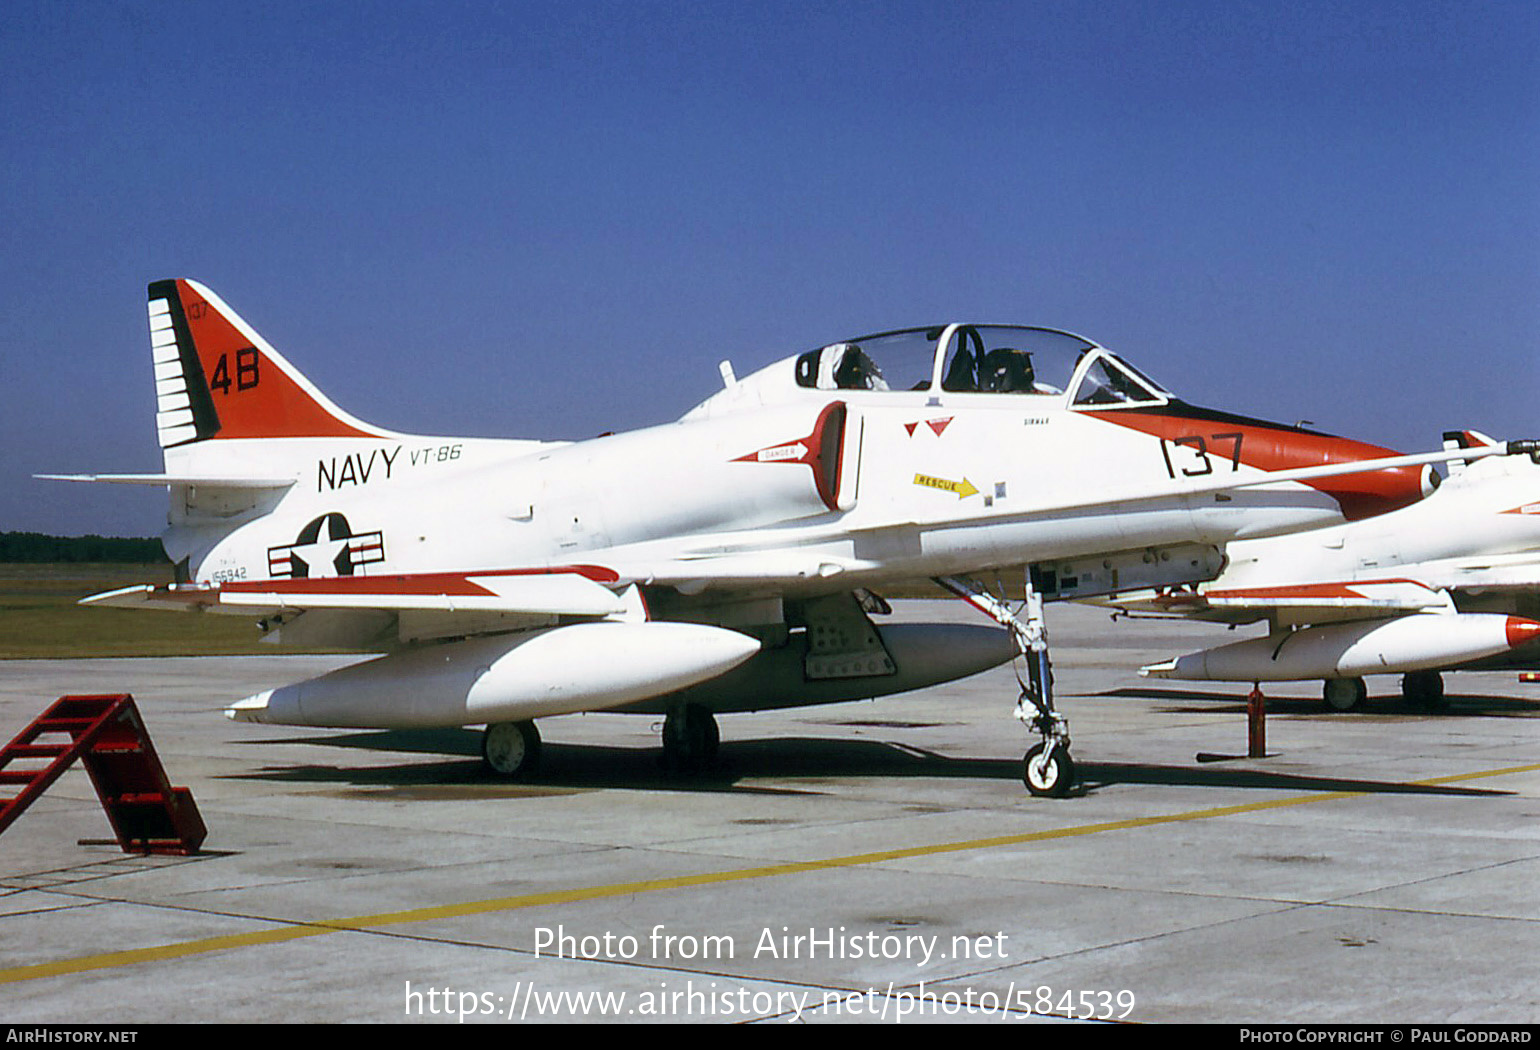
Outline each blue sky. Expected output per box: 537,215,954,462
4,0,1538,536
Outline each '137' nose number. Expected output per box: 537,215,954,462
1159,432,1244,478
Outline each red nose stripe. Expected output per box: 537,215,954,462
1083,406,1423,520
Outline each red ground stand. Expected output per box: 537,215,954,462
0,694,206,855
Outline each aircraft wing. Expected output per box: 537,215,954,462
1394,551,1540,592
1095,578,1452,624
83,567,629,619
1105,551,1540,628
622,551,871,593
1200,579,1453,621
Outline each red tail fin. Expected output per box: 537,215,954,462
148,279,388,447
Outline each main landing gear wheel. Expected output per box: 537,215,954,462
482,720,541,778
1023,742,1074,798
661,704,719,774
1401,670,1448,711
1322,677,1367,713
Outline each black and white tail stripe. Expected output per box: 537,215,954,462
147,281,220,448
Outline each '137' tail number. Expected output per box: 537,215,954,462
1160,432,1243,478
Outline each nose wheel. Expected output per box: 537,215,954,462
1023,741,1074,797
937,573,1075,798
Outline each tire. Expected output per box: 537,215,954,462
483,720,541,777
661,704,719,774
1022,742,1074,797
1322,677,1367,713
1401,670,1447,711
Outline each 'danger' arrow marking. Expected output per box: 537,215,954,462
913,473,979,499
754,442,808,462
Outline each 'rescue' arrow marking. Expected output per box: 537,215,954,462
913,473,979,499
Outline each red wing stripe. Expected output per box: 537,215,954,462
1207,578,1429,601
222,564,619,596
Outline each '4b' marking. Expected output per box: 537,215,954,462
209,347,260,395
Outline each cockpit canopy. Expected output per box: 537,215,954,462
792,324,1170,408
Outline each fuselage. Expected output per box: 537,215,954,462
173,324,1425,598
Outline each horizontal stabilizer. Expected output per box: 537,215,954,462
81,584,220,612
37,473,296,490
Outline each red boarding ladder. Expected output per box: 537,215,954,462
0,694,206,855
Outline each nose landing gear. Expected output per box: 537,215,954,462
937,573,1074,797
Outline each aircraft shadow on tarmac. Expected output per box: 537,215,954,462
225,728,1507,799
1099,686,1540,718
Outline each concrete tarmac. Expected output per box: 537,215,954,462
1,602,1537,1024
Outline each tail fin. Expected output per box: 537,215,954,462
148,279,391,447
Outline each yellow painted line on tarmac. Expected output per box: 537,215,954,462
3,760,1536,985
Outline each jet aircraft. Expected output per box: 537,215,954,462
47,281,1536,795
1114,432,1540,710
